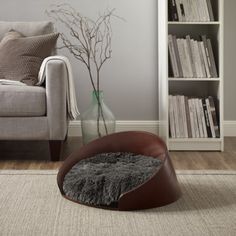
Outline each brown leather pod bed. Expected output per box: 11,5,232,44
57,131,182,211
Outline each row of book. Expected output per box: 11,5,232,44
168,34,218,78
169,95,220,138
168,0,215,22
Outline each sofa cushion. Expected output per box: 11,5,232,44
0,30,59,85
0,85,46,117
0,21,54,40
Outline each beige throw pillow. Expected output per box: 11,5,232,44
0,30,59,85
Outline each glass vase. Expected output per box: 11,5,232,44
81,90,116,144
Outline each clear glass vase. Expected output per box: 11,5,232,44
81,90,116,144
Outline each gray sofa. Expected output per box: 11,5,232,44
0,21,68,161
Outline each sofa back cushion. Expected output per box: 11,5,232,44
0,21,54,40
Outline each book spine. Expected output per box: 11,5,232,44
201,35,213,77
200,41,211,78
199,99,208,138
208,96,220,138
186,35,196,77
207,38,218,77
183,39,193,77
177,95,185,137
180,95,188,138
206,0,215,21
177,39,187,77
191,0,200,21
173,96,181,138
169,0,179,21
194,40,202,77
175,0,183,21
168,35,179,77
206,98,216,138
191,40,199,77
169,95,176,138
198,0,205,22
202,98,212,137
187,0,194,21
188,98,196,138
195,98,204,138
202,0,211,21
183,0,190,22
192,98,200,138
198,41,207,78
179,0,186,21
185,96,192,138
173,35,183,77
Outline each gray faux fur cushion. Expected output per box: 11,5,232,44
63,152,162,206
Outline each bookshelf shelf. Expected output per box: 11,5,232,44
169,138,223,151
169,138,222,142
168,78,220,81
158,0,224,151
168,22,220,25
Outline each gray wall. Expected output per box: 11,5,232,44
224,0,236,120
0,0,234,120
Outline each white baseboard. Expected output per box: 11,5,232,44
224,121,236,137
68,120,236,137
68,120,159,137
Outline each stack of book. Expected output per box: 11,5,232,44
169,0,215,22
168,34,218,78
169,95,220,138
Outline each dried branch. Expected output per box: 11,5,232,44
46,4,119,90
46,4,122,137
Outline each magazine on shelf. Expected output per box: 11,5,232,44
195,98,204,138
192,98,200,138
185,96,192,138
186,35,197,77
198,42,207,78
180,95,189,138
175,0,183,21
169,0,215,22
169,0,179,21
168,34,217,78
205,98,216,138
201,35,214,77
188,99,196,138
173,35,183,77
199,99,208,138
177,95,185,137
183,39,193,77
200,41,211,78
176,38,186,77
208,96,220,138
169,95,176,138
169,95,220,139
179,0,186,21
202,98,212,137
173,96,181,138
206,0,215,21
207,39,218,77
168,35,179,77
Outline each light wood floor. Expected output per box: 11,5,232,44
0,137,236,170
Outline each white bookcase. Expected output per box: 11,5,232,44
158,0,224,151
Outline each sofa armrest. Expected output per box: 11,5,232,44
46,60,68,140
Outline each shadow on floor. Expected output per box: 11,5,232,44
0,137,82,161
142,180,236,213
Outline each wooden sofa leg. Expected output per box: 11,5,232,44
49,140,63,162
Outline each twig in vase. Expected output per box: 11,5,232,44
46,4,123,137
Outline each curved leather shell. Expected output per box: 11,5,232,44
57,131,181,210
